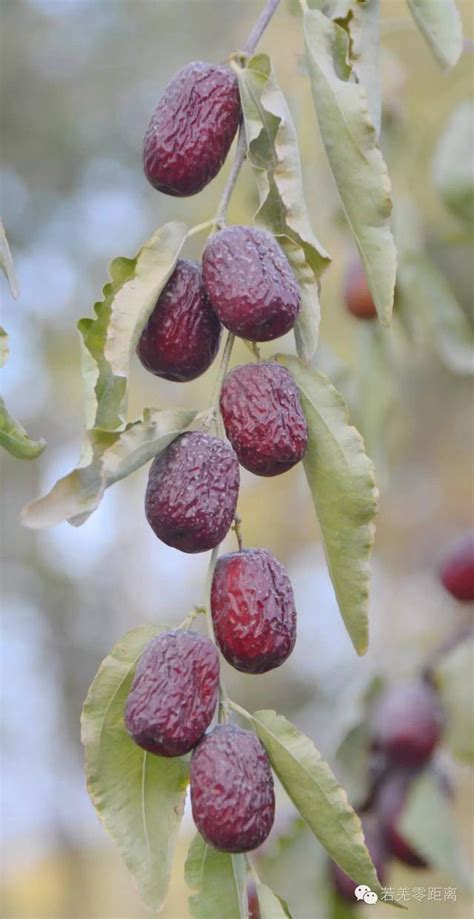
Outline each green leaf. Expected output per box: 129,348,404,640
434,636,474,765
277,354,377,655
303,9,396,325
236,53,330,363
185,834,247,919
349,0,382,137
22,408,199,528
251,710,385,898
433,101,474,227
78,221,187,432
0,327,9,368
254,877,292,918
406,0,463,70
400,770,474,890
0,219,19,299
81,625,189,912
0,396,46,460
353,323,396,476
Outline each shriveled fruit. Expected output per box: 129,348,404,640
330,822,387,901
137,259,221,382
376,770,428,868
371,681,444,768
145,432,239,553
220,362,308,476
190,723,275,852
211,548,297,673
344,259,377,320
203,226,300,341
143,62,241,196
439,531,474,602
124,630,219,757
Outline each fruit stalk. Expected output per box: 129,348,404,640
243,0,281,55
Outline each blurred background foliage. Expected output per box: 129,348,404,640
1,0,473,916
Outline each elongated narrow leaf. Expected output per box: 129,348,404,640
81,625,189,912
237,53,330,363
0,396,46,460
79,221,187,432
0,328,9,369
304,9,396,325
251,710,384,898
278,354,377,655
434,636,474,765
22,408,199,528
254,878,292,918
0,220,19,299
185,834,247,919
433,102,474,227
400,771,473,890
406,0,463,70
349,0,382,137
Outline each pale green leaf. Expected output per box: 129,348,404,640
185,834,247,919
353,323,396,476
0,396,46,460
237,53,330,363
81,625,189,912
251,710,384,898
433,101,474,226
304,9,396,325
0,327,9,368
406,0,463,70
78,221,187,432
434,636,474,765
22,408,199,528
254,877,292,918
0,219,19,299
277,354,377,655
400,771,474,890
349,0,382,137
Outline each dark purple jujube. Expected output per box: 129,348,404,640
190,724,275,852
124,630,219,757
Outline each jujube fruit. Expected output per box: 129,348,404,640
330,822,387,902
137,259,221,382
220,362,308,476
211,548,297,673
124,630,219,757
371,680,444,767
439,531,474,602
143,62,241,197
376,771,428,868
344,259,377,320
203,225,301,341
190,723,275,852
145,432,239,553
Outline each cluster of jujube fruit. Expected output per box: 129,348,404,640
125,60,308,853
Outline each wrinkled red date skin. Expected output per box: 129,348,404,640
344,260,377,320
439,531,474,601
220,362,308,476
203,226,301,342
330,822,387,902
190,724,275,852
371,681,444,768
376,771,428,868
211,548,297,673
137,259,221,382
143,62,241,197
145,432,240,553
124,630,219,757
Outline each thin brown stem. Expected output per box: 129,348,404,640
243,0,281,55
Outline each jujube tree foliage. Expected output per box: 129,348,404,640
4,0,471,915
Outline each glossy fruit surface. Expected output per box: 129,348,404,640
137,259,221,382
145,432,239,553
376,771,428,868
143,62,241,196
190,724,275,852
124,630,219,756
203,226,300,341
330,822,387,901
344,259,377,320
439,531,474,601
371,681,444,767
220,362,308,476
211,548,297,673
